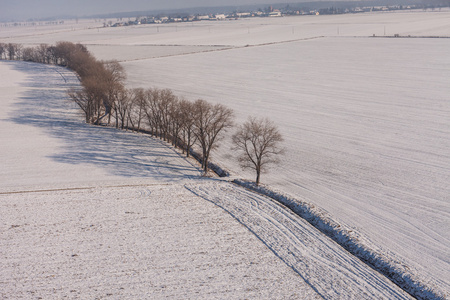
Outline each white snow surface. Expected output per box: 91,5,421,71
124,35,450,295
119,12,448,296
0,61,201,192
0,61,414,298
1,9,449,298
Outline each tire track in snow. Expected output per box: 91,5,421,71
186,180,413,300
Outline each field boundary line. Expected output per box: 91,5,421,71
0,182,173,195
116,36,326,62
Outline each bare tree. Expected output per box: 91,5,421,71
115,88,131,129
179,99,196,156
129,88,146,132
36,44,50,64
103,60,127,125
143,88,161,137
0,43,5,60
47,45,58,65
81,61,110,124
193,99,234,173
7,43,22,60
21,46,37,62
168,97,183,148
68,61,110,124
158,89,177,142
54,42,95,78
232,117,284,185
68,85,97,124
54,41,74,66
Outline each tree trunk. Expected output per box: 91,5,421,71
186,133,190,157
137,108,142,132
203,146,211,173
203,157,208,173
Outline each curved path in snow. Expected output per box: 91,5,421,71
186,180,412,299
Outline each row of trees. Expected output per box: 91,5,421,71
1,41,283,185
0,42,90,67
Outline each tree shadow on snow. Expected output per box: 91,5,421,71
6,61,202,180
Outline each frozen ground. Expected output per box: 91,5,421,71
1,9,449,297
0,61,413,298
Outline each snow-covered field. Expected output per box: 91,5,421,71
0,62,413,298
122,13,449,296
1,9,449,298
125,34,450,295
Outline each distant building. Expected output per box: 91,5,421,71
197,15,210,20
214,14,226,20
268,11,282,17
182,16,195,22
236,12,251,18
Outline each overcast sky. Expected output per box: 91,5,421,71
1,0,321,21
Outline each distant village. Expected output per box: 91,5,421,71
106,4,430,27
1,2,447,28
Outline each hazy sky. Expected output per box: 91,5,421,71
1,0,317,21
